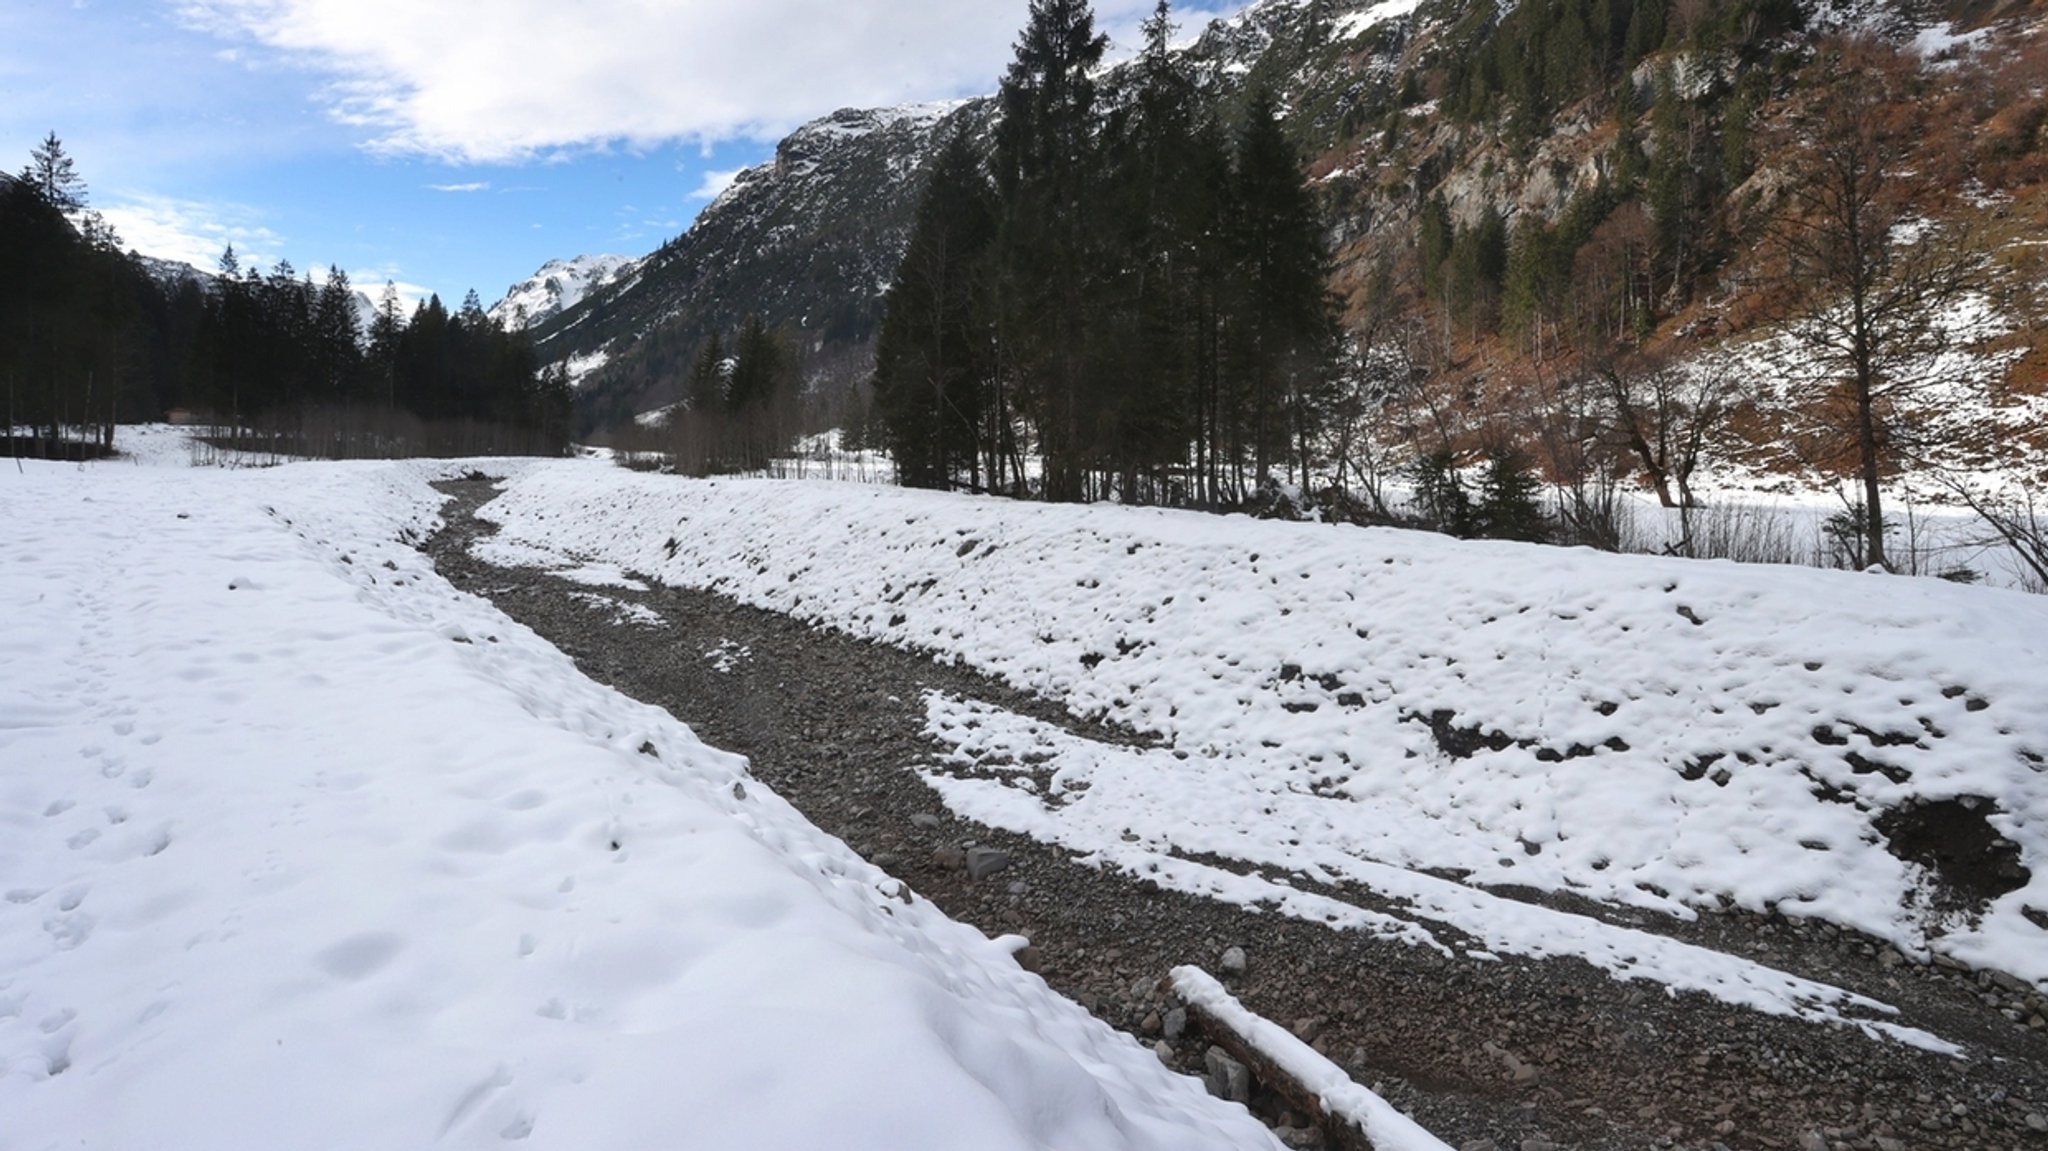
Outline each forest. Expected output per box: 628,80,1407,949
0,135,571,461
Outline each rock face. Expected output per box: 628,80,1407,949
546,100,985,431
487,255,636,331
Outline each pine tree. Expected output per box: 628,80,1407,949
686,333,727,413
873,129,999,490
21,132,86,212
1230,83,1338,489
991,0,1110,501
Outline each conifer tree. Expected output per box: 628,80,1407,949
21,132,86,212
991,0,1109,501
873,129,999,490
1230,84,1338,490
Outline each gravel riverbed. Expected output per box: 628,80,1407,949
426,479,2048,1151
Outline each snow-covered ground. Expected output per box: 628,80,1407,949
0,444,1287,1150
474,461,2048,1050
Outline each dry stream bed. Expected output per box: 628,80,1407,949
426,479,2048,1151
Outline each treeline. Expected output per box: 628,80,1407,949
1,135,569,460
867,0,1335,505
658,314,803,475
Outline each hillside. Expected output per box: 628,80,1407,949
541,0,2048,497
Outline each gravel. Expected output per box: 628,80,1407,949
427,480,2048,1151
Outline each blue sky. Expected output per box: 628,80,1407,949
3,0,1223,309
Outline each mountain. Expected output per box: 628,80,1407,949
538,101,981,431
487,254,637,331
540,0,2048,482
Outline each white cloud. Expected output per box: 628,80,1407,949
98,193,286,272
347,267,435,311
426,181,490,192
175,0,1176,162
689,167,742,202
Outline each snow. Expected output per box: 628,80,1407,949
1171,967,1451,1151
1331,0,1423,42
0,445,1285,1151
488,256,634,330
471,463,2048,1042
560,348,611,388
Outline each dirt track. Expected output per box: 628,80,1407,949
426,479,2048,1151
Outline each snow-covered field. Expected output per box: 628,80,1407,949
0,445,1287,1151
475,461,2048,1049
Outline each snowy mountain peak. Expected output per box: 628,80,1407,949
488,254,636,330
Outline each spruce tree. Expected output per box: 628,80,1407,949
21,132,86,212
991,0,1109,501
873,129,998,490
1229,84,1338,490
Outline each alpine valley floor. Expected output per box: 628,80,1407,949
425,472,2048,1151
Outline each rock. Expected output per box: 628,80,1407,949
1518,1138,1556,1151
909,812,941,830
1141,1011,1162,1035
1458,1140,1498,1151
1292,1017,1323,1043
1220,945,1248,977
1276,1125,1320,1148
932,844,966,872
1798,1131,1828,1151
1204,1046,1252,1104
1163,1007,1188,1040
2027,1113,2047,1133
870,851,901,870
966,846,1012,880
1153,1040,1174,1063
1013,945,1042,973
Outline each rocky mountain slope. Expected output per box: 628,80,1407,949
488,254,637,331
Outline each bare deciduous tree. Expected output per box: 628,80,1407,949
1770,36,1988,571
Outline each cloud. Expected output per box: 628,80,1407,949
98,193,286,272
689,168,742,203
175,0,1178,162
348,270,435,311
426,181,489,193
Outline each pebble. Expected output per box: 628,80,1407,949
909,812,941,830
1163,1006,1188,1040
1204,1046,1251,1103
1220,945,1247,977
1797,1132,1827,1151
966,846,1012,880
2027,1113,2047,1133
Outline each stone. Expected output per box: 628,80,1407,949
870,852,901,870
1276,1125,1320,1148
1797,1131,1828,1151
1220,945,1248,977
2027,1113,2047,1133
909,812,942,830
932,844,966,871
1141,1011,1162,1035
1163,1007,1188,1040
1292,1017,1323,1043
1153,1040,1174,1063
1204,1046,1251,1103
1013,945,1042,973
1518,1138,1556,1151
1458,1140,1498,1151
966,846,1012,880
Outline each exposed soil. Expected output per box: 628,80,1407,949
425,479,2048,1151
